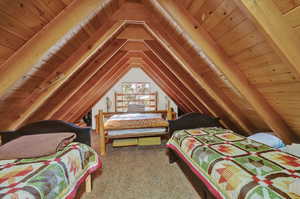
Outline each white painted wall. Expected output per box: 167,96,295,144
91,67,177,129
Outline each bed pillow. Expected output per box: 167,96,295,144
0,132,76,160
248,132,285,148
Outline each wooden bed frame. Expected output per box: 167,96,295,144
0,120,95,193
95,108,174,155
167,112,222,199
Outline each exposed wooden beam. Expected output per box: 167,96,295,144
141,66,191,113
67,64,132,122
117,25,154,40
157,0,295,143
139,54,201,113
121,41,149,51
146,21,255,134
144,40,241,131
112,2,151,21
125,51,193,112
0,0,109,97
140,63,191,113
53,55,131,121
25,47,128,124
235,0,300,77
140,50,209,114
43,40,127,120
6,21,126,130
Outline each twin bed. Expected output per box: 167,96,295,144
167,113,300,199
1,112,300,199
96,109,173,155
0,120,101,199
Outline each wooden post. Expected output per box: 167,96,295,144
167,107,172,120
85,174,92,193
155,91,158,111
95,115,99,134
157,0,295,144
98,110,106,156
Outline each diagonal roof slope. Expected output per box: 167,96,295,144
0,0,300,142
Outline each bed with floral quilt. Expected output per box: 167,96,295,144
167,127,300,199
0,142,101,199
0,120,102,199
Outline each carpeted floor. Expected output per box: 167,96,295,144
78,144,200,199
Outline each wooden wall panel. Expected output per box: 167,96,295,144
196,0,300,138
272,0,300,14
0,0,73,70
146,1,266,133
259,82,300,137
203,71,269,131
283,4,300,44
0,2,123,130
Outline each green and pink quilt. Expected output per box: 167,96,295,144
167,127,300,199
0,142,101,199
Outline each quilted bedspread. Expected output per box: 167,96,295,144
0,142,101,199
167,127,300,199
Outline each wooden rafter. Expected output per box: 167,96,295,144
0,0,110,97
157,0,295,143
139,62,192,113
43,39,127,120
112,2,151,22
25,45,128,124
52,54,131,121
145,20,255,134
138,54,201,113
139,51,209,114
5,21,126,130
67,63,132,122
235,0,300,77
143,41,240,131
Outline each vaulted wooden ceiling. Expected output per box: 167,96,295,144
0,0,300,143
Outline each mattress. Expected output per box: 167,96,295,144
0,142,101,199
109,113,162,120
104,113,169,130
108,127,167,138
167,127,300,199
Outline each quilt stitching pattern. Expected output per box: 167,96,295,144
167,127,300,199
0,143,100,199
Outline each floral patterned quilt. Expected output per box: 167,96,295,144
0,142,101,199
167,127,300,199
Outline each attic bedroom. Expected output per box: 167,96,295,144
0,0,300,198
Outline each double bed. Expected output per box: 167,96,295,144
0,120,101,199
96,109,173,155
167,113,300,199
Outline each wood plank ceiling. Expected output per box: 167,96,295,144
0,0,300,143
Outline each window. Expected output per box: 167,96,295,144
121,82,151,94
115,82,157,112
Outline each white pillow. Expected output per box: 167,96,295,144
281,143,300,157
248,132,285,148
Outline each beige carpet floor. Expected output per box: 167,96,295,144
79,145,200,199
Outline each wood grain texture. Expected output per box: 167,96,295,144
158,0,296,143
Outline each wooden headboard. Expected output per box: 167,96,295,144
168,112,222,135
